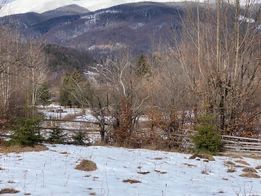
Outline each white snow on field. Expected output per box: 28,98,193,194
38,105,111,124
75,114,112,124
0,145,260,196
38,105,84,119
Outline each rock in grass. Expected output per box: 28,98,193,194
75,160,97,172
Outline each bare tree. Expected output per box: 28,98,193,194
24,41,48,111
97,51,151,143
172,0,260,135
69,51,151,144
0,27,48,119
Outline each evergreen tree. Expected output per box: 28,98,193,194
48,127,66,144
10,117,43,146
59,70,93,107
37,83,51,105
135,55,151,77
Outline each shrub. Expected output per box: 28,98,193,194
9,117,43,147
48,127,66,144
72,132,90,146
192,115,221,154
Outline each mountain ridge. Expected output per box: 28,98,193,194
0,1,259,56
0,2,186,55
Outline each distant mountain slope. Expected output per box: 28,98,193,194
42,4,89,18
44,44,94,71
0,2,185,54
0,1,259,56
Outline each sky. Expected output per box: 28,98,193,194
0,0,259,17
0,0,182,16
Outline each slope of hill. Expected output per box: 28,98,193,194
44,44,94,71
0,2,259,56
0,2,185,54
42,4,89,18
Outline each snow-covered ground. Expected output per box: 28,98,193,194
38,104,84,120
0,145,260,196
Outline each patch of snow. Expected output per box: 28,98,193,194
38,104,83,119
0,145,260,195
139,115,151,122
87,43,126,51
129,22,145,30
238,15,255,23
84,71,99,77
75,113,112,124
75,113,98,123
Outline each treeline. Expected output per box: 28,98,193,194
0,28,49,120
59,1,260,151
0,29,94,120
0,1,260,153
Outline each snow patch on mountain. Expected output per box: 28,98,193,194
82,9,121,24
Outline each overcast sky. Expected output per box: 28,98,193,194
0,0,259,17
0,0,196,17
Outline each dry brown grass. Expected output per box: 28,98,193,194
75,160,97,172
240,172,260,178
227,168,236,173
122,179,142,184
242,167,257,173
220,152,261,160
189,154,215,161
137,171,150,175
224,161,236,167
255,165,261,170
235,160,250,166
184,163,197,168
154,157,164,160
154,169,167,174
0,188,20,194
59,151,70,155
0,144,48,154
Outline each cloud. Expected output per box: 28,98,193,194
0,0,257,17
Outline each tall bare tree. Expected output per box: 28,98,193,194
172,0,260,135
